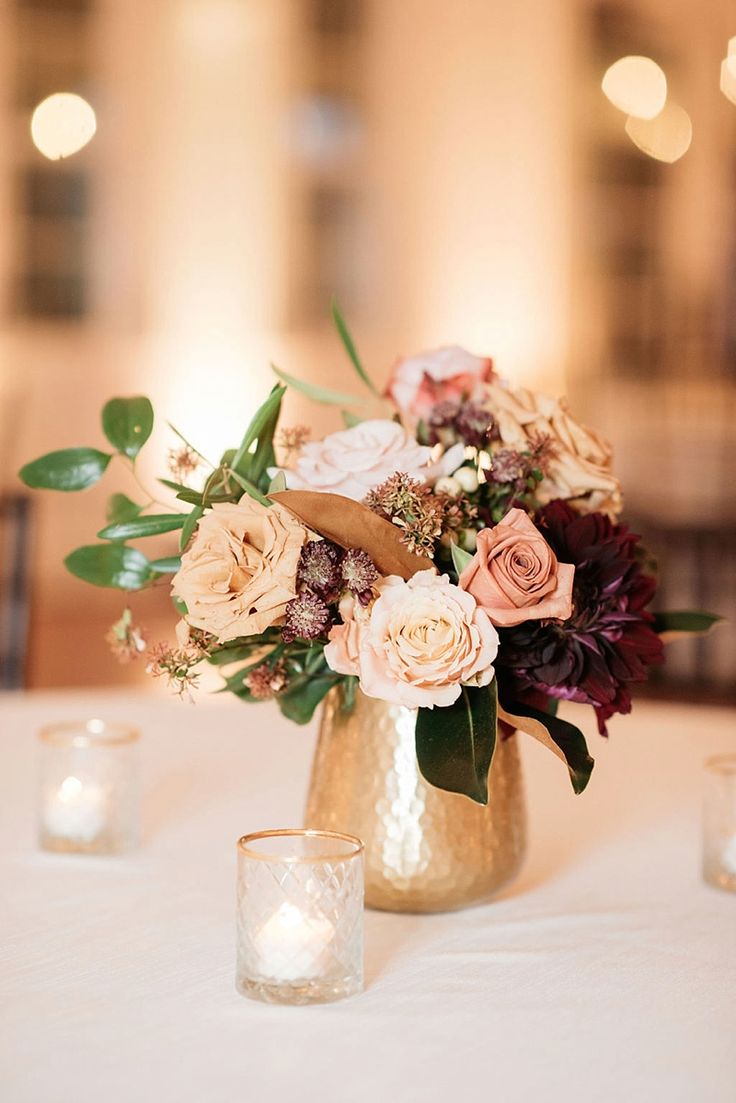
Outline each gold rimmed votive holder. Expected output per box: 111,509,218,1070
38,720,141,855
236,829,364,1005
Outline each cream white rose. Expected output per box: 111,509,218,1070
172,496,308,643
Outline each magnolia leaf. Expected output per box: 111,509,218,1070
19,448,111,492
180,505,204,551
271,363,367,407
64,544,152,590
451,542,474,576
97,514,185,541
653,610,723,642
499,701,594,795
106,493,142,524
101,396,154,459
331,299,380,396
415,683,497,804
271,490,434,579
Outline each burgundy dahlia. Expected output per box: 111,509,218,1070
497,500,664,734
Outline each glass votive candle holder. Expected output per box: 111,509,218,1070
236,829,364,1005
38,720,141,855
703,754,736,892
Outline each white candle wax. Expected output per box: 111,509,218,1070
721,834,736,876
253,902,334,983
43,775,107,843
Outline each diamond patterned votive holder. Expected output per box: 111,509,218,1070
236,829,364,1005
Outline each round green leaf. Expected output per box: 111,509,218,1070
102,396,154,459
97,514,185,541
64,544,152,589
19,448,111,492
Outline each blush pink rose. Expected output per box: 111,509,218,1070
459,508,574,627
325,571,499,710
386,346,493,425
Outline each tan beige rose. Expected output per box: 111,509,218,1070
459,507,574,627
482,380,623,516
172,496,308,643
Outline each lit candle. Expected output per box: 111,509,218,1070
43,775,107,844
253,902,335,982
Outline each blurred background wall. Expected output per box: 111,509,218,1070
0,0,733,698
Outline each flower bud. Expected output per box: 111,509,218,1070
460,528,478,553
454,467,479,494
434,476,461,497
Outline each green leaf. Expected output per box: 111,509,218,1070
149,556,181,575
271,363,367,407
180,505,204,551
500,701,594,795
340,675,358,713
341,410,363,429
64,544,152,590
451,542,475,576
106,493,142,524
653,610,723,638
268,470,287,494
97,514,185,541
101,396,154,459
331,299,380,396
415,683,497,804
226,468,270,506
19,448,111,492
230,385,286,479
278,674,340,725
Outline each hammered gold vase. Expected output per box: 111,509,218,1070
304,689,527,913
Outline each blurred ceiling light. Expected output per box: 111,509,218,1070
625,102,692,163
602,56,667,119
31,93,96,160
720,54,736,106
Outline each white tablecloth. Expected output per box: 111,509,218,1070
1,690,734,1103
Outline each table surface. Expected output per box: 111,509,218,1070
1,689,734,1103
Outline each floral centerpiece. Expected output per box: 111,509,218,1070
19,307,718,806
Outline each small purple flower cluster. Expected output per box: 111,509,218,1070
282,540,379,642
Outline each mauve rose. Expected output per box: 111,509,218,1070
459,508,574,628
325,571,499,710
386,346,493,425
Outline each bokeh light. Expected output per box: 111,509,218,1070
625,102,692,163
30,93,97,160
602,56,667,120
720,55,736,106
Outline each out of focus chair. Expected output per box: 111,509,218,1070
0,496,31,689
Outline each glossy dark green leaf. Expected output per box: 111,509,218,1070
149,556,181,575
652,610,723,637
331,299,380,396
101,396,154,459
277,673,340,725
106,493,143,524
64,544,152,590
415,682,497,805
19,448,111,492
97,514,185,541
501,700,594,795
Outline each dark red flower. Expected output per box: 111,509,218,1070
497,500,664,734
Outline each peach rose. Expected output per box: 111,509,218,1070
172,496,308,643
387,346,493,426
325,571,499,709
482,380,622,517
279,419,437,501
459,507,574,627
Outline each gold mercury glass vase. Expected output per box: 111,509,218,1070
305,688,527,913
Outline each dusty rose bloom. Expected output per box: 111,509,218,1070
459,508,574,628
172,496,308,643
325,572,498,709
386,346,493,426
